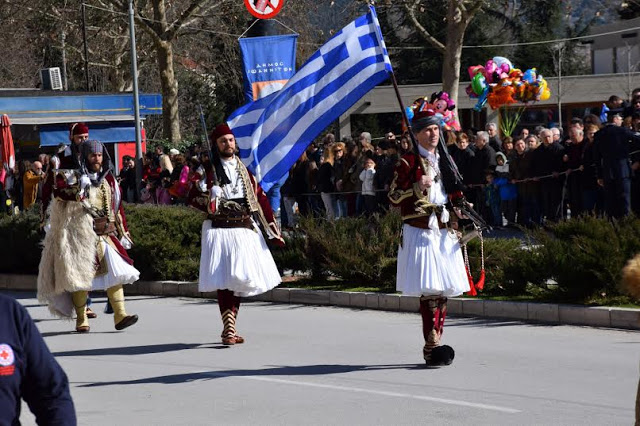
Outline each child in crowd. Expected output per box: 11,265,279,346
494,152,517,225
359,156,377,215
484,170,502,227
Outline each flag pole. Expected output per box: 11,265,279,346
387,71,428,176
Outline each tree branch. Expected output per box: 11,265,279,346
166,0,211,41
402,1,446,54
461,0,485,24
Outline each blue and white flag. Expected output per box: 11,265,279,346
228,5,393,192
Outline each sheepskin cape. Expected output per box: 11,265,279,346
37,199,97,318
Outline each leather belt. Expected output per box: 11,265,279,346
404,216,447,230
93,217,117,236
209,215,253,229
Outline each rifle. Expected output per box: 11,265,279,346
198,104,219,187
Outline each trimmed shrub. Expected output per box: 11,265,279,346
124,204,203,281
526,215,640,302
295,212,403,288
0,205,42,274
465,236,529,295
1,202,638,305
270,230,312,275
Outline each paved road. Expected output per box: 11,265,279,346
7,290,638,425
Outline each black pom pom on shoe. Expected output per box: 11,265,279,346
427,345,455,367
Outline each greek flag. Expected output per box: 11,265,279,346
228,5,393,192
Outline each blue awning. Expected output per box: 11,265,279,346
39,122,136,146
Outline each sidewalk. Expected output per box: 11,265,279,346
3,274,639,330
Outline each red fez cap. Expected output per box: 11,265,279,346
70,122,89,139
210,124,233,142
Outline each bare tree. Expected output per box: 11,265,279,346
403,0,485,107
102,0,229,143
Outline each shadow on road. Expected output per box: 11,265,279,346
53,343,205,357
77,363,425,387
447,317,558,328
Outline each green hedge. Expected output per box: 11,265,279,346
124,204,202,281
1,204,639,304
0,206,43,274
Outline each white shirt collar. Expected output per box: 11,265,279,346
418,145,438,163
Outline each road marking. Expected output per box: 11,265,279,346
205,372,521,414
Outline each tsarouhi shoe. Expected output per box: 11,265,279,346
115,315,139,330
86,307,98,319
426,345,455,367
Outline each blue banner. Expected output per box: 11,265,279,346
239,34,298,102
39,122,136,146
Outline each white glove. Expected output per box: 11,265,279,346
79,175,92,191
65,171,76,185
198,179,208,192
211,185,223,198
120,236,133,250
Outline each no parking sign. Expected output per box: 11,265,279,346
244,0,284,19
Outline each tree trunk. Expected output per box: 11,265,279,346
442,3,467,116
157,40,181,143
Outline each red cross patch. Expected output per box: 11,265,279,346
0,344,15,376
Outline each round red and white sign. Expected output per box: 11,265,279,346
0,344,15,367
244,0,283,19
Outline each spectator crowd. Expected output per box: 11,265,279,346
2,91,640,230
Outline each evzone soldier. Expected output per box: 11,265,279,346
388,108,470,366
42,122,89,216
189,124,284,345
37,140,139,333
41,122,99,320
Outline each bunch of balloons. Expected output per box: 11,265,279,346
466,56,551,111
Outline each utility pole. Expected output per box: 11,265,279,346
554,42,565,129
61,31,68,90
627,43,633,100
128,0,143,199
82,3,90,91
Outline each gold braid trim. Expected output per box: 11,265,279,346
388,170,414,205
236,160,274,236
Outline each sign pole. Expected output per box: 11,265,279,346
128,0,143,200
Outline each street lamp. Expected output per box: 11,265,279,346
128,0,143,199
552,42,566,129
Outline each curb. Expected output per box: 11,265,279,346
3,274,639,331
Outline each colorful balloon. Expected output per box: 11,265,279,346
468,65,485,79
522,68,536,84
540,89,551,101
473,87,490,112
471,73,487,96
492,56,513,72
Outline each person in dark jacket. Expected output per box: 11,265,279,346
0,294,76,425
469,131,497,222
594,115,640,218
448,133,475,185
582,124,604,214
532,128,565,222
510,138,540,226
373,140,395,213
486,123,502,152
564,126,588,217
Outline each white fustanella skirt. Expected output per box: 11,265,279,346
396,224,470,297
199,220,282,297
91,239,140,290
